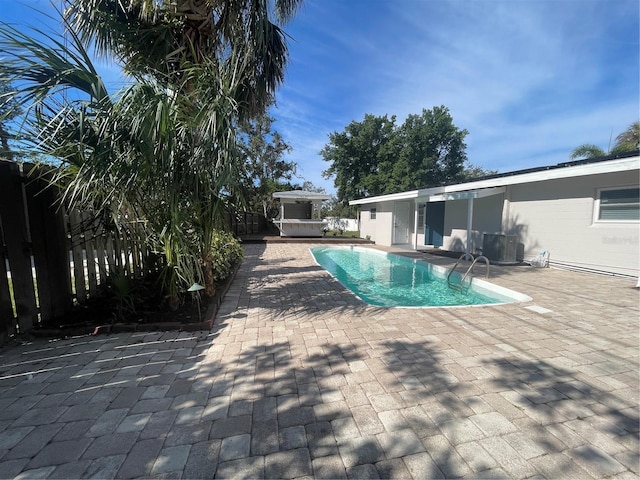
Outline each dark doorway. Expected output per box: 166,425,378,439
425,202,445,247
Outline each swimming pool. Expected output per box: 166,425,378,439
310,246,531,307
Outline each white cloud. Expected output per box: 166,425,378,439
274,0,639,195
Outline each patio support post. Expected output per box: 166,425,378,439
280,203,285,237
413,200,419,249
466,197,474,256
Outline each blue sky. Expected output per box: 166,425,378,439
4,0,640,196
276,0,639,193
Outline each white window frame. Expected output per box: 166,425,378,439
370,208,377,220
593,186,640,224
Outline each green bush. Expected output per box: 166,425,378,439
209,230,244,283
324,230,360,238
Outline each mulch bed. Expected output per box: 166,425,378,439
27,262,240,340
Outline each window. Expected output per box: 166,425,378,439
597,187,639,221
370,208,377,220
417,203,425,229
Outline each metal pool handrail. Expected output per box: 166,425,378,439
462,255,490,282
447,253,490,291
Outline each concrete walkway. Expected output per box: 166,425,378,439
0,243,638,479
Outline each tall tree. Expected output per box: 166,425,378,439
238,112,295,217
391,106,468,190
460,163,498,181
0,0,302,304
64,0,303,118
321,114,397,202
322,196,358,219
298,180,325,193
0,79,22,161
321,106,469,202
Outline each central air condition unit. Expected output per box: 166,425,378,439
482,234,518,264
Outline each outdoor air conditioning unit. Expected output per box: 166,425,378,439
483,234,518,264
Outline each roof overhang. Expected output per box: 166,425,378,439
349,156,639,206
273,190,331,202
422,186,506,202
349,190,420,206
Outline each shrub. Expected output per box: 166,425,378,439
208,230,244,284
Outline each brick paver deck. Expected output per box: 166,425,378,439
0,243,638,479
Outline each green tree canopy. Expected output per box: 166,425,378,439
612,121,640,154
321,113,397,202
238,112,296,217
321,106,479,203
0,79,23,161
569,144,607,160
0,0,302,304
321,196,358,219
65,0,302,118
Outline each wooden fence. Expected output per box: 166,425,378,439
229,211,268,236
0,160,154,342
0,159,271,342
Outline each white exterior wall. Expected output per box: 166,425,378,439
442,200,466,252
441,195,504,253
506,171,639,277
351,157,638,277
359,201,419,246
359,202,394,246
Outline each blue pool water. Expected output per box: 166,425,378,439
310,246,527,307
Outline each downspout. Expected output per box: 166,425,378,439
466,196,474,256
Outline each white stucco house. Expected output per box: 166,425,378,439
350,153,640,278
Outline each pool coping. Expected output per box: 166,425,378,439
309,245,532,309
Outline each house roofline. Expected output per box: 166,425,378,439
455,149,639,185
349,151,640,206
273,190,332,201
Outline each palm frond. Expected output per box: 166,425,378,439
569,144,606,160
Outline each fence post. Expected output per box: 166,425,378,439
23,164,73,324
81,211,98,297
0,161,39,333
67,209,88,303
0,221,15,342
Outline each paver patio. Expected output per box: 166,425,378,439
0,242,638,479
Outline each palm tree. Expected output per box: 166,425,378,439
64,0,302,118
611,121,640,153
0,0,303,305
570,122,640,160
569,144,607,160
